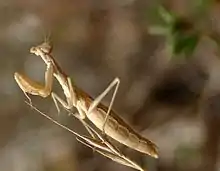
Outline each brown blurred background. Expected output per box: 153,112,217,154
1,0,220,171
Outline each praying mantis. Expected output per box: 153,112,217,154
14,40,159,170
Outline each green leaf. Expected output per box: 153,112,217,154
173,33,199,57
158,6,176,24
148,5,201,59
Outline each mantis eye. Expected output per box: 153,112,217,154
40,42,53,54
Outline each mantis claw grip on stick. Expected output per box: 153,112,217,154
14,40,159,170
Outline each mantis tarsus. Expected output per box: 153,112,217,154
14,40,159,170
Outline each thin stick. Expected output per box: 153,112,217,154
25,101,145,171
25,101,86,140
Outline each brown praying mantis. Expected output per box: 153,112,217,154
14,40,159,170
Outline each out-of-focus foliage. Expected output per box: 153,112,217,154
148,1,220,60
149,6,200,58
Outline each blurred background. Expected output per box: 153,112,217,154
1,0,220,171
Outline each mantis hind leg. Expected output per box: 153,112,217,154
87,77,120,134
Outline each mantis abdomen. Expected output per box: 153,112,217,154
85,105,159,158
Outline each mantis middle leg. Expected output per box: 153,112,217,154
87,77,120,134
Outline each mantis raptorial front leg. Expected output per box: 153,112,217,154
14,62,54,104
16,66,95,138
87,77,120,134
